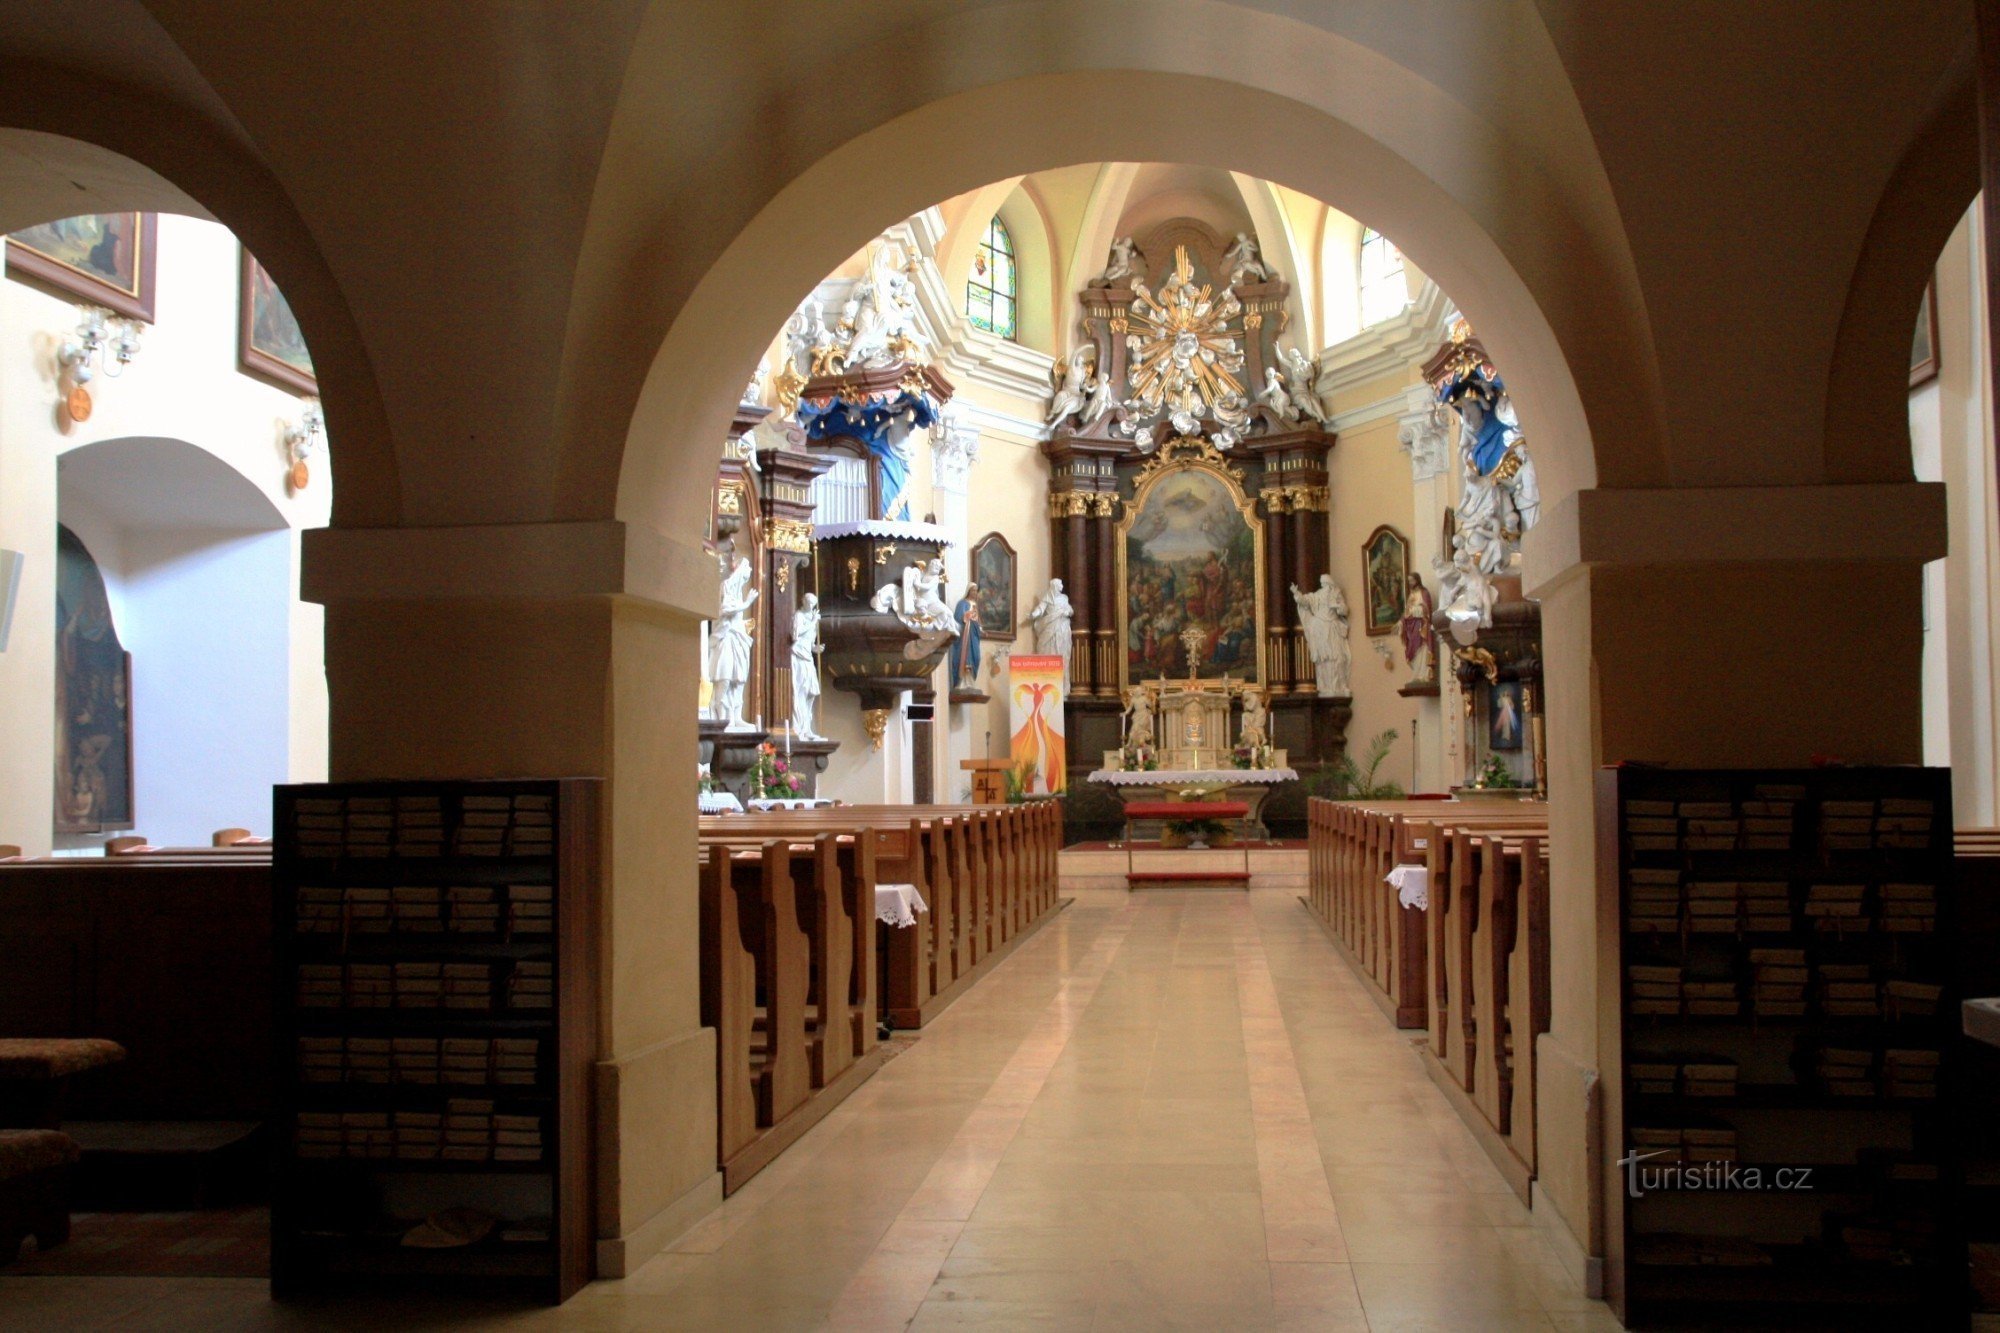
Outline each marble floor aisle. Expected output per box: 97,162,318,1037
0,887,1621,1331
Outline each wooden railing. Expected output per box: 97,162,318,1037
695,800,1063,1191
1307,797,1549,1197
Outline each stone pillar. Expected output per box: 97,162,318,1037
1262,490,1295,691
1398,389,1453,791
1521,482,1945,1291
302,518,728,1278
1093,494,1118,695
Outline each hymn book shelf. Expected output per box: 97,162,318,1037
270,779,599,1306
1599,766,1959,1329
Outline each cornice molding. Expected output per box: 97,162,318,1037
1314,280,1454,399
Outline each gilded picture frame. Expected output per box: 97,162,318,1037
970,532,1018,642
1362,524,1410,637
1115,437,1266,688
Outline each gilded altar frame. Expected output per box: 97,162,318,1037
1114,435,1267,689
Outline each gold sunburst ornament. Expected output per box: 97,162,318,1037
1124,245,1246,419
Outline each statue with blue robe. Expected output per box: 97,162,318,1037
951,584,983,691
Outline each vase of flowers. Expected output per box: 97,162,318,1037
748,742,806,801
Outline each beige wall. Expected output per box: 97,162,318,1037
0,212,327,854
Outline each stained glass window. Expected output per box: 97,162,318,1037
967,216,1016,339
1360,227,1410,327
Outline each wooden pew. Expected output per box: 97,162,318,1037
700,801,1067,1032
695,830,885,1193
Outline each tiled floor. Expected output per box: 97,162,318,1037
0,886,1620,1330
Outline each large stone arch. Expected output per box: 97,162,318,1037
607,70,1626,562
0,69,399,525
563,0,1665,556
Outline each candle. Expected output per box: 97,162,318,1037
785,728,792,758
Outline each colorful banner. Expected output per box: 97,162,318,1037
1008,655,1067,796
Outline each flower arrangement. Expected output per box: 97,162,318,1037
697,762,718,795
1472,754,1521,790
1123,741,1159,772
1232,742,1272,770
748,742,806,800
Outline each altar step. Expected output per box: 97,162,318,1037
1127,870,1251,890
1060,843,1305,892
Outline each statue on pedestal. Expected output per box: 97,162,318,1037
1239,686,1270,752
950,583,983,691
1123,686,1155,751
1026,578,1074,691
1091,236,1143,288
709,556,759,731
1400,574,1437,684
790,592,824,741
1279,346,1327,424
1291,574,1352,697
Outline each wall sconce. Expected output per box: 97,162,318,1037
56,304,142,422
285,397,323,491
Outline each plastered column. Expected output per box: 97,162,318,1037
305,519,722,1276
1524,483,1944,1294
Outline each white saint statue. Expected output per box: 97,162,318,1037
1047,347,1094,426
1280,346,1327,424
1026,578,1075,690
1223,231,1274,284
1123,687,1155,751
709,556,759,730
790,593,824,742
1092,235,1143,287
1291,574,1352,697
1258,365,1295,422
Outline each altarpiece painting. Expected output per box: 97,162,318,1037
1120,445,1264,685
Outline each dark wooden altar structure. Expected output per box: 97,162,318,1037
1044,219,1350,839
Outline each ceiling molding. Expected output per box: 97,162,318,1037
1314,279,1454,398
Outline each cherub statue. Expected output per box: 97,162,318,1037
1080,367,1116,428
1224,232,1273,285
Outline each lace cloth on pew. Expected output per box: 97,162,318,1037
875,883,929,928
1386,864,1429,911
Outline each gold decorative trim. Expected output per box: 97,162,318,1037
862,708,891,750
1089,492,1119,518
1259,486,1290,515
768,518,813,553
715,484,743,515
1244,312,1263,330
1284,484,1329,513
1130,434,1245,488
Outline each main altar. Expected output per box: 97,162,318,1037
1088,642,1299,841
1041,219,1351,839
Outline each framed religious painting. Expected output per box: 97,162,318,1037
970,532,1017,642
239,248,318,394
1361,524,1410,637
1118,446,1265,685
1911,271,1939,388
54,525,135,834
1489,679,1526,751
6,212,157,321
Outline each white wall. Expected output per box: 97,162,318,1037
0,211,329,852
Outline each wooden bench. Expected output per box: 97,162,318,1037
0,1129,80,1264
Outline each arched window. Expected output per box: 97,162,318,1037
1359,227,1410,327
966,216,1016,340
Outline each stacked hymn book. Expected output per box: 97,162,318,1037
273,779,599,1305
1602,766,1960,1329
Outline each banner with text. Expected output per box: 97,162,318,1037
1007,655,1067,796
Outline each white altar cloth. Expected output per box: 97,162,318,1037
1387,864,1430,911
698,791,743,814
875,883,929,928
1087,768,1299,786
747,797,835,811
